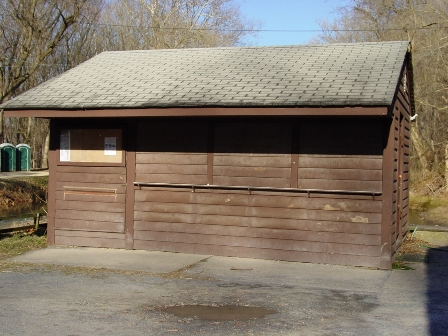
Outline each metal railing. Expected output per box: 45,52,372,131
133,182,381,198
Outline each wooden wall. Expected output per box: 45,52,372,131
213,122,292,188
135,121,208,185
298,120,383,192
49,120,128,249
390,64,412,257
48,112,404,268
53,166,126,248
133,118,386,268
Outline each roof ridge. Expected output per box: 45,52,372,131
96,41,409,54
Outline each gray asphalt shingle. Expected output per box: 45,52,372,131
0,41,409,110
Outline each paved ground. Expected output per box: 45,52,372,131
1,169,446,334
0,170,49,179
1,243,447,336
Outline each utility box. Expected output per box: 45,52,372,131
0,143,16,172
16,144,31,171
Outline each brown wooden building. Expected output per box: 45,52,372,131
1,41,413,269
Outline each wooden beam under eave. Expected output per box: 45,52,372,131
4,106,389,118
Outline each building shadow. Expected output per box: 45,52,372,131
426,245,448,335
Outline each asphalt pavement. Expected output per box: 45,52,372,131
1,245,447,335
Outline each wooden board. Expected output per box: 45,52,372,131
136,152,207,184
134,231,380,256
53,146,127,244
134,222,380,245
55,230,125,248
133,240,381,268
135,213,381,234
134,189,382,212
133,186,383,267
60,128,123,163
55,218,124,232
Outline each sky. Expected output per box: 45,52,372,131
238,0,351,46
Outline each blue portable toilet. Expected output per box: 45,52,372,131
16,144,31,171
0,143,16,172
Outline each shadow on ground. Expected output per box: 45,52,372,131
426,245,448,335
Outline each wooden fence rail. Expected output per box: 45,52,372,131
0,213,47,232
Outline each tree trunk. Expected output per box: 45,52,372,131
411,125,429,173
32,129,36,169
446,143,448,191
42,132,50,169
0,109,4,144
25,117,33,144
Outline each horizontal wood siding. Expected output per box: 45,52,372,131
136,120,208,185
132,117,386,267
214,122,292,188
134,241,380,267
298,120,383,192
54,165,126,247
134,188,382,267
136,153,208,184
54,230,125,248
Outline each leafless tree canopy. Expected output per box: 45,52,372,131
0,0,100,104
98,0,257,50
0,0,258,168
315,0,448,191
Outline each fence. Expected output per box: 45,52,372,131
0,212,47,232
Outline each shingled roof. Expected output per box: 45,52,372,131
1,41,409,110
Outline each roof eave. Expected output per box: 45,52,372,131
4,106,390,118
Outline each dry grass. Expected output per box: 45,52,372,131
0,228,47,263
409,194,448,211
399,233,430,255
410,169,446,197
409,194,448,226
392,233,431,269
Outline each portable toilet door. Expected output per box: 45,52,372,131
16,144,31,171
0,143,16,172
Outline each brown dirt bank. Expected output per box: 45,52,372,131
0,176,48,208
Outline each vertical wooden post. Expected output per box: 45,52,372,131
34,212,40,231
290,121,299,188
47,119,57,245
380,115,395,269
125,120,137,250
207,122,214,185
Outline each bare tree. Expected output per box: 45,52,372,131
315,0,448,191
0,0,103,103
97,0,259,50
0,0,103,147
0,0,257,168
